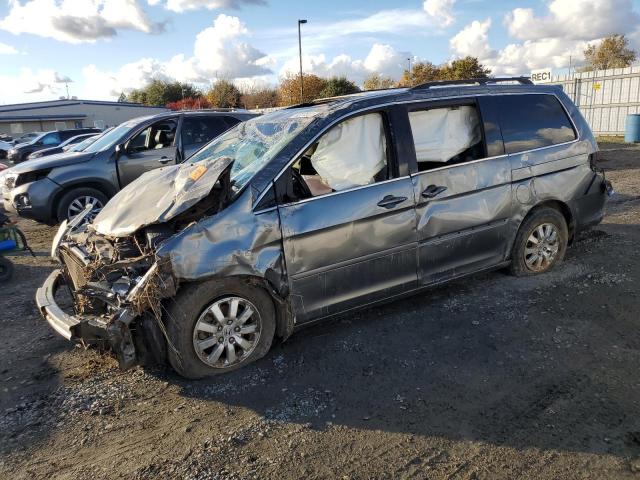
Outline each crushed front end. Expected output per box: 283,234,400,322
37,224,177,368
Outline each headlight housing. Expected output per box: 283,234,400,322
11,169,52,188
4,173,17,190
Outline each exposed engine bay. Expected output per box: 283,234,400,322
48,159,234,368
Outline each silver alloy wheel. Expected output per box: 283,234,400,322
524,222,560,272
67,195,104,220
192,296,262,369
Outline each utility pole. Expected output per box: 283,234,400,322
65,81,70,99
298,19,307,103
407,57,412,74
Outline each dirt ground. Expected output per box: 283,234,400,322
1,142,639,480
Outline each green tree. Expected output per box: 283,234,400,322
206,80,241,108
363,73,396,90
440,56,492,80
319,76,361,97
583,34,636,71
126,80,200,106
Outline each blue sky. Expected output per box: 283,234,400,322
1,0,639,104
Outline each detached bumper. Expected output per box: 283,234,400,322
36,269,81,340
36,268,137,368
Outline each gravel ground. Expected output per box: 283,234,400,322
1,142,640,479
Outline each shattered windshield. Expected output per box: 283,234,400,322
186,107,322,191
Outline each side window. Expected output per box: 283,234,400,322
408,104,485,172
498,94,577,154
281,112,389,203
181,117,231,147
41,132,60,145
128,119,177,153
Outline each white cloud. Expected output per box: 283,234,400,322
450,18,492,59
279,43,410,85
147,0,264,12
80,14,272,98
0,68,71,103
449,0,640,76
0,42,19,54
423,0,456,27
505,0,640,42
0,0,163,44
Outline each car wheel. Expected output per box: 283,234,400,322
0,257,14,282
56,188,108,223
164,278,276,379
510,207,568,276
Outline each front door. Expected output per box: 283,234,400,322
276,111,418,323
117,117,178,186
405,98,513,285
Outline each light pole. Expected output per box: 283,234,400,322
407,57,412,73
298,19,307,103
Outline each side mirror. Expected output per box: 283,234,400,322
115,143,125,158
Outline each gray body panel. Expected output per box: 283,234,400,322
278,177,418,322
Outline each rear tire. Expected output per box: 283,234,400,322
56,187,108,223
510,207,568,276
164,278,276,379
0,257,14,282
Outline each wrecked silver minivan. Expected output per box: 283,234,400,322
37,78,611,378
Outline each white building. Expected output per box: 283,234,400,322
0,99,169,136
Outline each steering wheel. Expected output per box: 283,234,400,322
290,168,312,200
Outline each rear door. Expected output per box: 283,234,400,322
117,117,179,186
406,97,513,285
276,110,418,323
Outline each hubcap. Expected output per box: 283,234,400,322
67,195,104,221
524,222,560,272
192,296,261,369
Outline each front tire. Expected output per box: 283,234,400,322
510,207,568,276
164,278,276,379
56,187,107,223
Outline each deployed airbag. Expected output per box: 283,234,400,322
310,113,387,191
409,106,481,163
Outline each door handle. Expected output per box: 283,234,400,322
422,184,447,198
158,156,172,164
377,195,407,209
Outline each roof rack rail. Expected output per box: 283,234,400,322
410,77,533,91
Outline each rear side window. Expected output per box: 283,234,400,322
408,104,486,171
181,116,233,147
498,94,576,154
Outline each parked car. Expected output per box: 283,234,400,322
11,132,42,145
36,78,611,378
0,139,11,159
7,128,101,164
27,133,99,160
3,111,255,224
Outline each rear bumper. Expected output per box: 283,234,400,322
573,173,612,232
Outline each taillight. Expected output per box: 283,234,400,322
589,151,601,171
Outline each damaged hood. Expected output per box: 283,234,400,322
92,156,233,238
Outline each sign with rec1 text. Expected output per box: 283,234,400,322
530,68,553,83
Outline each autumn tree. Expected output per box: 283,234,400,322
206,80,241,108
240,87,280,109
440,56,491,80
278,73,328,106
363,73,396,90
583,34,636,71
166,96,211,111
397,61,441,87
319,76,361,97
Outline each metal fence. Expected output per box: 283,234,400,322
548,65,640,135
